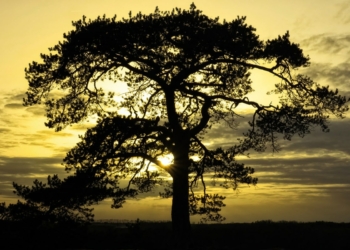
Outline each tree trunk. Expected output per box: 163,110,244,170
170,145,191,247
172,165,190,230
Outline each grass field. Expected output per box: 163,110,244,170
1,220,349,249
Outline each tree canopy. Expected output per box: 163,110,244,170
22,3,348,237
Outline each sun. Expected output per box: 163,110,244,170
157,154,174,166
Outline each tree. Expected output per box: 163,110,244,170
24,4,348,239
0,171,106,225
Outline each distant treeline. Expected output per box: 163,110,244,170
1,219,349,249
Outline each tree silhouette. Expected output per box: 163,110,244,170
0,171,108,224
23,4,348,239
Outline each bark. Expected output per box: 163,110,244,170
171,164,190,232
169,138,191,247
171,164,190,247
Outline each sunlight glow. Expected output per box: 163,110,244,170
157,154,174,166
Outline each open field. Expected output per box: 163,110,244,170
1,220,349,249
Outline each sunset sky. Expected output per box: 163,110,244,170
0,0,349,223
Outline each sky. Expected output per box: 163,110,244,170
0,0,349,223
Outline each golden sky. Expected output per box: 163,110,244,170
0,0,350,223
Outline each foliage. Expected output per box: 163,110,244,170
22,3,348,229
0,172,108,224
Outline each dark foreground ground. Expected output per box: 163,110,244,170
0,220,349,249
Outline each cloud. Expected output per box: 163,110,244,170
2,93,26,103
0,128,11,133
202,115,254,149
238,145,350,187
25,106,46,116
70,123,96,132
278,118,350,153
0,91,47,116
35,130,73,137
4,103,24,109
303,61,350,93
301,33,350,54
9,93,26,102
1,92,25,108
251,158,350,185
204,113,350,155
334,1,350,24
0,156,64,176
0,156,67,198
206,116,350,188
299,33,350,95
